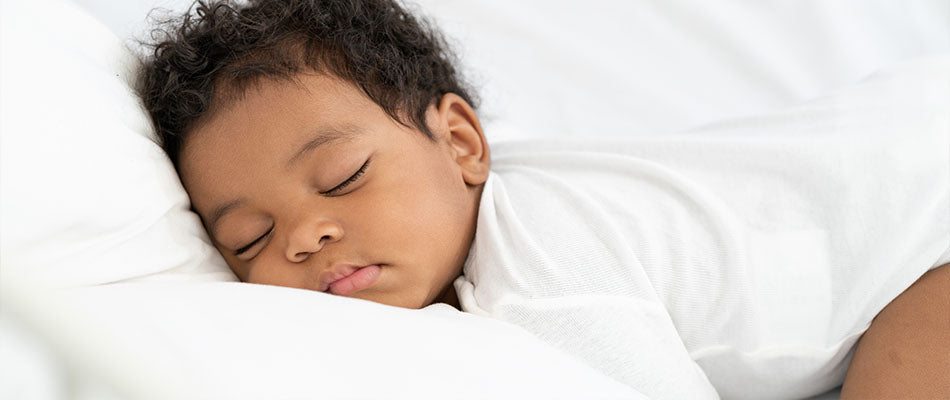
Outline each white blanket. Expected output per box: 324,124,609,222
456,57,950,399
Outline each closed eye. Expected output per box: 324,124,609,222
234,229,272,256
321,157,371,196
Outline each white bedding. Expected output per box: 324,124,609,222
3,274,642,399
414,0,950,141
2,0,949,398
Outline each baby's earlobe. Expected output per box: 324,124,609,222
461,160,490,186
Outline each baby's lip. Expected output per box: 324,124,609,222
317,264,371,292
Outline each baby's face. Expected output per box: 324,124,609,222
178,73,488,309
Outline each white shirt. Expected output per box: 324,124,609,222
456,57,950,399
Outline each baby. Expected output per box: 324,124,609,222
138,0,950,399
140,0,483,310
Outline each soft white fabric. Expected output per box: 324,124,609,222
1,271,644,400
457,57,950,399
939,244,950,266
0,0,232,287
0,1,647,398
413,0,950,142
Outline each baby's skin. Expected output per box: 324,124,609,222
178,72,490,309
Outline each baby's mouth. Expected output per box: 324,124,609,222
321,264,382,296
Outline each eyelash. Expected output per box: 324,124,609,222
233,158,370,258
235,229,272,256
321,157,371,196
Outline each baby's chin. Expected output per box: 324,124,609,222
351,278,459,310
347,290,428,309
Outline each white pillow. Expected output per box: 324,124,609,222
0,1,645,398
0,0,232,287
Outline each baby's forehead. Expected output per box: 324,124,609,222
182,120,366,187
208,72,361,118
191,75,372,143
179,73,415,188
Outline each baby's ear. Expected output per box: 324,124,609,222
435,93,490,186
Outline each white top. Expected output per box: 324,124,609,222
455,57,950,400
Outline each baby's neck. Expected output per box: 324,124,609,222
435,282,461,310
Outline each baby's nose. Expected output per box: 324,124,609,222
285,219,344,262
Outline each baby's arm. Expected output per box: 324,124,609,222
841,263,950,399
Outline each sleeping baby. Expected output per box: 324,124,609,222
137,0,950,398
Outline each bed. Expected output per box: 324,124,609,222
2,0,948,398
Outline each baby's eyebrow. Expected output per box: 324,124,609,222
285,124,360,169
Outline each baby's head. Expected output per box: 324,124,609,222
138,0,489,309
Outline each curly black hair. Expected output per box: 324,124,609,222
137,0,476,167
